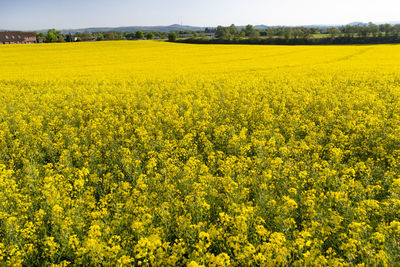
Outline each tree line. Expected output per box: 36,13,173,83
181,23,400,45
37,23,400,45
37,29,179,43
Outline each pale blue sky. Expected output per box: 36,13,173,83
1,0,400,30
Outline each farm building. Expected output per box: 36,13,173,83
0,31,37,44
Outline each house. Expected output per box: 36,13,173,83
0,31,37,44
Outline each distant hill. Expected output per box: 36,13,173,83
235,24,332,30
252,22,400,29
242,24,342,29
253,25,269,30
376,21,400,25
30,21,400,34
348,21,400,26
42,24,207,34
348,22,368,26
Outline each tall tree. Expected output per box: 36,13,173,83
215,26,227,39
382,24,393,37
168,33,177,41
368,22,379,37
343,25,355,38
228,24,239,37
96,33,104,41
135,31,144,39
45,29,58,43
146,32,154,40
283,28,292,40
328,27,341,39
104,32,116,40
244,24,255,37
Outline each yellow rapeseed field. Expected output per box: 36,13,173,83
1,41,400,266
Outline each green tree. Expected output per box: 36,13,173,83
65,33,73,42
146,32,154,40
393,24,400,37
267,28,275,39
382,24,393,37
96,33,104,41
159,32,167,39
343,25,355,38
215,26,227,39
168,33,177,41
368,22,379,37
36,32,45,42
328,27,341,39
244,24,255,37
53,30,64,42
116,33,123,40
355,25,369,38
125,33,135,40
291,28,301,39
239,28,246,37
215,25,240,40
228,24,239,37
283,28,292,40
135,31,144,39
299,27,311,39
45,29,58,43
57,33,65,42
104,32,116,40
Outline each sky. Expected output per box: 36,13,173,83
1,0,400,30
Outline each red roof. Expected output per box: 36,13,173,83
0,31,37,43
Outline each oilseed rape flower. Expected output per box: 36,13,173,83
1,41,400,265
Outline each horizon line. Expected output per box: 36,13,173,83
3,20,400,32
